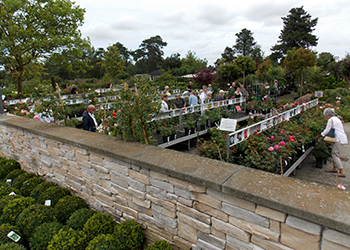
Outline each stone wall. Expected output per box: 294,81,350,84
1,115,350,250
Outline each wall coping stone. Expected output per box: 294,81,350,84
1,115,350,235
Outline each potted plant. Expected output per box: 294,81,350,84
312,141,332,168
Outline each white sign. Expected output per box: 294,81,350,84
218,118,237,132
45,200,51,206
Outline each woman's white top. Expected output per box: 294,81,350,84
321,116,348,144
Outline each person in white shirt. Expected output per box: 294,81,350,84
200,86,207,104
317,108,348,177
160,95,169,112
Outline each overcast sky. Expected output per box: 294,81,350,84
73,0,350,65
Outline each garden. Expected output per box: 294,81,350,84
0,157,173,250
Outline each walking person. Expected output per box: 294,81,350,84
83,105,97,132
316,108,348,177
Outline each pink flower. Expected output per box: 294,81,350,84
270,136,275,140
289,136,294,140
114,123,118,127
338,184,346,190
117,110,121,112
290,138,296,142
280,131,284,134
21,110,27,114
268,147,274,151
336,107,340,110
34,115,40,120
280,141,286,146
337,100,340,103
274,145,279,150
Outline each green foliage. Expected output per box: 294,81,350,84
83,212,116,242
30,182,57,202
4,169,26,185
12,173,37,190
29,222,64,250
0,196,19,217
54,196,87,223
37,186,70,207
86,234,119,250
313,140,332,160
102,45,126,81
234,28,257,57
233,55,256,77
147,240,173,250
0,184,21,198
0,223,23,245
19,177,45,197
0,197,35,225
47,228,87,250
153,71,177,90
66,208,97,231
114,220,145,250
17,204,56,239
0,159,20,180
0,242,27,250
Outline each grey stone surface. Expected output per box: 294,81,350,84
197,231,226,249
286,215,321,235
196,239,223,250
150,178,174,193
323,228,350,247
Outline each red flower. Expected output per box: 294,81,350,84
290,138,295,142
280,131,284,134
112,112,117,117
270,136,275,140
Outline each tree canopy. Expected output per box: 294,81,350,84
271,6,318,60
234,28,257,57
0,0,86,93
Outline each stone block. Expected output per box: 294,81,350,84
128,186,146,200
177,203,211,224
323,228,350,248
191,193,221,209
178,220,198,244
153,211,177,229
110,173,129,188
169,177,206,193
193,201,228,222
197,231,226,249
150,170,169,182
207,188,256,212
226,234,263,250
127,177,146,192
129,169,150,185
106,160,129,175
178,197,193,207
270,220,280,234
92,163,109,174
211,226,226,240
285,215,321,235
152,203,176,219
222,202,269,228
165,192,178,203
80,164,96,176
113,202,138,218
89,152,105,166
281,223,320,250
255,205,286,222
211,217,250,243
93,183,112,196
229,216,279,243
174,186,191,199
147,225,174,242
146,194,176,211
147,185,167,200
139,213,164,229
113,194,128,206
133,197,151,209
94,191,114,207
251,235,294,250
127,199,153,216
173,236,192,250
196,238,223,250
322,239,350,250
177,212,210,234
150,178,174,193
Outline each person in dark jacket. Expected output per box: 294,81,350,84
82,105,97,132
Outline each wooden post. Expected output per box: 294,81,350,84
280,157,283,176
56,83,67,126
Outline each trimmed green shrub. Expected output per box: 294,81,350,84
86,234,119,250
0,223,23,245
54,195,87,223
0,184,21,198
12,172,37,190
0,196,19,217
66,208,97,231
30,182,57,201
0,197,35,224
17,204,56,239
0,242,27,250
47,228,87,250
4,169,26,185
114,220,144,250
83,212,116,242
29,222,64,250
19,176,44,197
147,240,173,250
0,159,20,180
37,186,70,207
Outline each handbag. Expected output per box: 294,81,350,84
324,119,336,143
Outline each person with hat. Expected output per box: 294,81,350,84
214,90,225,102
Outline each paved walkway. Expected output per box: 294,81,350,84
290,123,350,190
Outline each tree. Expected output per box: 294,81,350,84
114,42,131,65
102,45,126,82
233,55,256,85
180,50,207,75
133,35,167,73
271,6,318,60
0,0,85,93
221,47,236,63
284,47,316,96
234,28,257,56
317,52,335,72
192,68,216,87
160,53,182,73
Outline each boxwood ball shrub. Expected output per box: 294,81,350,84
12,172,37,190
66,208,97,231
0,242,27,250
47,228,87,250
83,212,116,242
19,177,45,197
147,240,173,250
0,223,23,245
54,195,87,223
0,196,19,217
0,159,20,180
114,220,144,250
0,197,35,225
4,169,26,185
17,204,56,240
29,222,64,250
85,234,119,250
30,181,57,202
36,186,70,207
0,184,21,197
